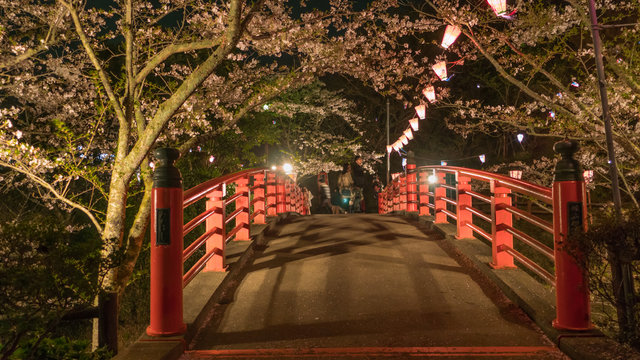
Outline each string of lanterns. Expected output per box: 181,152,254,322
388,0,515,166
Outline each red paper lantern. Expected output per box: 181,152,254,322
409,118,419,131
404,128,414,140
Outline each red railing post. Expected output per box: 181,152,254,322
234,176,250,241
418,169,430,216
147,148,186,337
456,174,473,239
266,172,277,216
392,178,399,211
490,183,515,269
406,154,418,213
551,140,591,330
400,174,408,211
284,180,292,212
434,170,447,224
205,185,225,271
252,172,266,224
276,175,286,214
378,192,385,214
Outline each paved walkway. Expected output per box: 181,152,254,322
183,214,566,359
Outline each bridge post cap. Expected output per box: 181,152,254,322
553,139,583,182
153,148,183,188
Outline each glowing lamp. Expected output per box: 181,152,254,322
509,170,522,179
386,145,393,153
487,0,507,16
440,161,447,166
271,165,277,171
209,155,215,163
423,85,436,103
479,154,486,163
404,128,414,140
517,133,524,143
283,163,293,174
428,174,438,184
415,104,426,120
400,135,409,145
432,61,448,81
441,25,462,49
409,118,419,131
583,170,594,184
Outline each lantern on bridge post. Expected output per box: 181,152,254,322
551,140,591,330
147,148,186,336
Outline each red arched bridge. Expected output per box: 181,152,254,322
116,143,628,360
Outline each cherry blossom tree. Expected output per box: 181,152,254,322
0,3,443,349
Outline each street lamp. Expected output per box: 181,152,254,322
283,163,293,174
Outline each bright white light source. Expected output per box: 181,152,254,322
400,135,408,145
509,170,522,179
283,163,293,174
209,155,215,163
583,170,594,184
263,104,270,110
428,174,438,184
149,161,155,169
440,161,447,166
386,145,393,153
517,133,524,143
271,165,277,171
479,154,486,163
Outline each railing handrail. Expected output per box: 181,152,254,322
414,165,552,203
183,168,267,207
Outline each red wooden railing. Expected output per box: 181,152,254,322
378,141,591,331
147,148,308,336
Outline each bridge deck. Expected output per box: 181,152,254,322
185,214,565,359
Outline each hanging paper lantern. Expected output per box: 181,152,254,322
415,104,426,120
479,154,486,163
209,155,215,163
432,61,448,81
409,118,419,131
396,140,404,149
400,135,409,145
441,25,462,49
422,85,436,103
517,133,524,143
386,145,393,153
509,170,522,179
404,128,414,140
487,0,507,16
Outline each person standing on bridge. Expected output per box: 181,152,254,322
337,163,354,212
351,156,365,213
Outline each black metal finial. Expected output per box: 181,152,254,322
553,139,583,182
153,148,182,188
